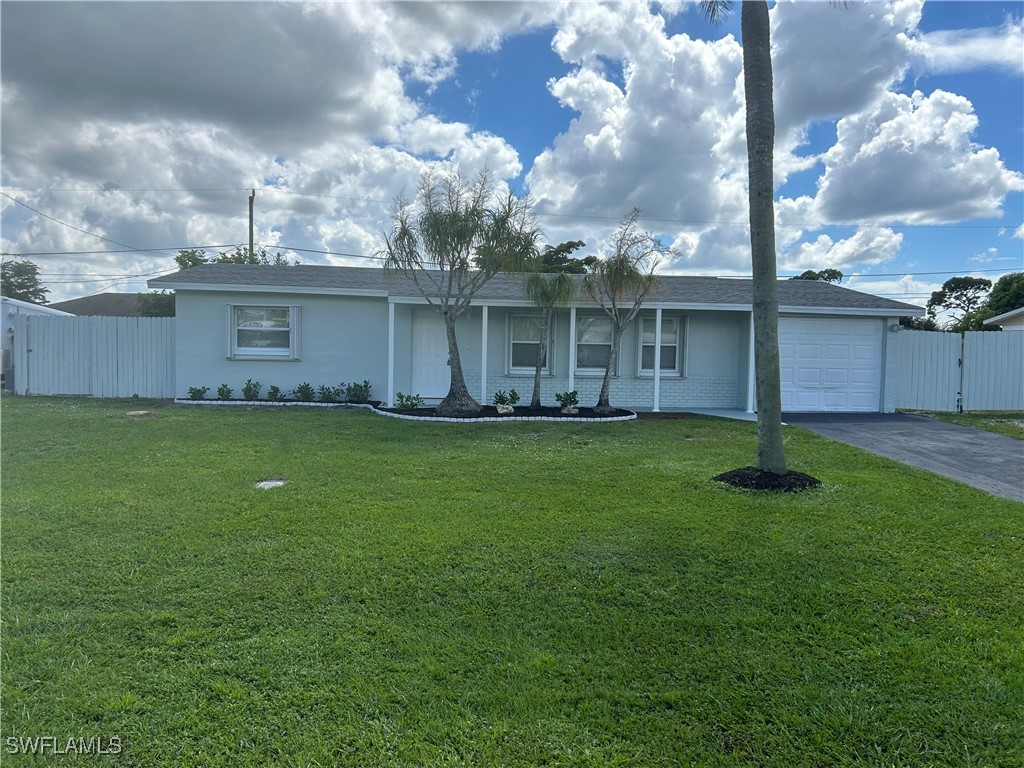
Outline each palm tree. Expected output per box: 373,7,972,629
582,209,667,414
523,271,576,409
701,0,787,474
381,168,541,417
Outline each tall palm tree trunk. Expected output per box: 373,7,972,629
531,314,551,409
595,325,625,414
743,0,787,474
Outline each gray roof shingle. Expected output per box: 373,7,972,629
149,264,923,314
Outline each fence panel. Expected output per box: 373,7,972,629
12,315,175,398
895,330,961,411
962,331,1024,411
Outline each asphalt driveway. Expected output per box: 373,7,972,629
783,412,1024,502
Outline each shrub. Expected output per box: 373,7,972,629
217,384,233,400
395,392,424,410
242,378,261,401
555,390,579,409
318,384,342,403
346,380,372,404
187,386,209,401
495,389,521,406
292,382,315,401
266,385,284,401
336,382,349,403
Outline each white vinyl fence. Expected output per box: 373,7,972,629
895,330,1023,412
11,315,175,398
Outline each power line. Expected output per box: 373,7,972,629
3,185,1018,231
0,192,178,257
2,244,238,258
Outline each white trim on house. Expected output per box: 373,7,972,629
480,305,489,403
160,283,388,298
506,313,552,376
983,306,1024,329
387,301,395,408
225,303,301,360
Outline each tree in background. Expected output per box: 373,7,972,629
985,272,1024,317
523,270,575,409
790,268,843,284
927,276,992,329
1,259,49,304
582,208,669,414
174,246,294,271
541,240,595,274
380,167,541,417
137,290,175,317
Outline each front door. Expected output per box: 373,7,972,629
411,311,450,398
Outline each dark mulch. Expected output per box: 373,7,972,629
377,405,635,420
713,466,822,492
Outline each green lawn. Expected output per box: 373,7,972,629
2,398,1022,767
906,410,1024,441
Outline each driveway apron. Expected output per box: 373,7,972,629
783,413,1024,503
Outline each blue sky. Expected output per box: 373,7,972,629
1,0,1021,309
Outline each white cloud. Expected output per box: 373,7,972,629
781,228,904,273
905,18,1024,76
816,89,1024,224
1014,225,1024,239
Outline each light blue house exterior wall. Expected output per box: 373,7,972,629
174,290,749,410
174,291,391,398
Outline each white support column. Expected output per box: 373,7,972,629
747,311,756,413
480,305,489,404
568,306,577,394
653,308,662,412
387,301,395,408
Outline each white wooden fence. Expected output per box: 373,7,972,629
10,315,175,398
895,330,1023,412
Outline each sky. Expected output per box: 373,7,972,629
1,0,1022,310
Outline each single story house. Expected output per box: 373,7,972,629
148,265,924,413
983,306,1024,332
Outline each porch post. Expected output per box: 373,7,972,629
653,308,662,412
387,301,395,408
747,311,756,413
480,305,489,404
568,306,577,394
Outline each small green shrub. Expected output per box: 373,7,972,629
187,386,209,401
318,384,342,403
509,388,520,405
336,382,349,403
395,392,424,410
292,382,315,401
242,378,261,401
555,390,579,408
266,385,284,401
346,380,372,404
216,384,233,400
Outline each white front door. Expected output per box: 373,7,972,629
411,310,450,398
778,316,883,412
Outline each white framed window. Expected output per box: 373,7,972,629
638,316,685,376
575,315,615,374
227,304,300,359
508,315,551,374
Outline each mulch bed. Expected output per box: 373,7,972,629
713,466,822,492
377,405,636,420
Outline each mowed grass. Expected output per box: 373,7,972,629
908,410,1024,441
2,398,1022,768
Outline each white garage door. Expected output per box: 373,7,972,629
778,316,883,412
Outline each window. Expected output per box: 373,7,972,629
576,316,613,372
227,305,300,359
639,316,684,375
509,315,551,373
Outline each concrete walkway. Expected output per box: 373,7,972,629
783,412,1024,503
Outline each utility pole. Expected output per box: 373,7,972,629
248,189,255,259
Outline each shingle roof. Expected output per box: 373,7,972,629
149,264,924,314
49,292,143,316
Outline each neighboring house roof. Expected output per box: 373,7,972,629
983,306,1024,329
1,296,74,316
49,292,143,316
149,264,924,316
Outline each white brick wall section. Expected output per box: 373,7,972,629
463,372,738,409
